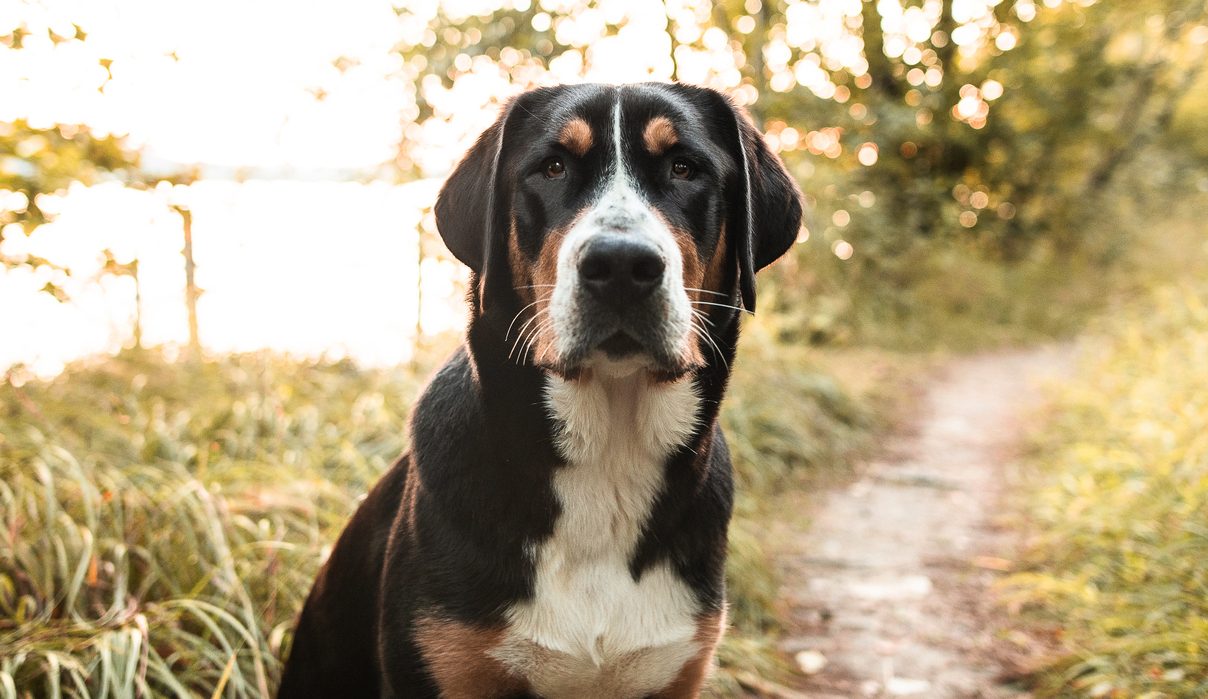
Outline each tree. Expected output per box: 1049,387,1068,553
382,0,1207,257
0,119,141,292
2,13,204,353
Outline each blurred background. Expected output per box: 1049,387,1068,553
3,0,1207,696
5,0,1205,376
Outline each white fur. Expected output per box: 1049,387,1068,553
492,370,703,698
549,94,695,363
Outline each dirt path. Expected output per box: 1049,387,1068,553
771,346,1075,698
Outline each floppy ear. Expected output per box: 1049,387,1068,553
730,105,803,314
433,111,509,274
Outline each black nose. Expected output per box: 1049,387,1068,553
578,236,666,307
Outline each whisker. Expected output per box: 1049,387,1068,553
509,307,549,360
691,320,729,371
690,308,715,328
504,294,551,341
689,300,753,315
521,318,556,366
689,324,722,369
514,284,557,290
512,98,559,133
512,305,553,364
691,314,720,365
684,287,729,297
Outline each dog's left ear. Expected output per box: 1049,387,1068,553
726,101,803,314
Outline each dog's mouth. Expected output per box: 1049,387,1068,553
542,324,701,381
597,331,644,358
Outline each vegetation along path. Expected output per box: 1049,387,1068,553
771,346,1076,698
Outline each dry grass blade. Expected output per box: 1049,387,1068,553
211,651,238,699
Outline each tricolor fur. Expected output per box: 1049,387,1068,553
278,82,802,698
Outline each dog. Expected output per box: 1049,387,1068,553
277,82,802,698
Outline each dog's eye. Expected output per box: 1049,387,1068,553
670,160,693,180
543,158,567,179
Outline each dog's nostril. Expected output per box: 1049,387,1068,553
579,255,612,283
631,256,665,284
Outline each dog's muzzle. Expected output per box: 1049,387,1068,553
576,235,669,359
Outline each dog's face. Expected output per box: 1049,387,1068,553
435,83,802,378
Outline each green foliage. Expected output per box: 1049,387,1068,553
0,120,141,283
767,230,1117,351
0,335,877,695
0,21,180,294
1003,283,1208,697
387,0,1208,351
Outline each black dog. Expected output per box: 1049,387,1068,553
278,82,802,698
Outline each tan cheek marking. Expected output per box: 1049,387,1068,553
654,211,707,369
650,609,727,698
673,228,705,295
525,209,587,366
414,617,530,699
643,116,679,155
558,117,594,157
651,209,704,294
509,218,534,305
702,223,730,299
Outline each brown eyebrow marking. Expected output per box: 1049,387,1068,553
558,117,594,157
643,116,678,155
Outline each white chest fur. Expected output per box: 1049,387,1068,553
491,372,703,698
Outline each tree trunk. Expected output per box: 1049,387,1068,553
1083,1,1206,196
175,205,202,359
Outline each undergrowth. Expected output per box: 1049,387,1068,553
1,351,421,696
1002,282,1208,697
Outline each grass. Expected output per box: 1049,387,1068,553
1,350,424,696
1000,285,1208,695
0,318,881,697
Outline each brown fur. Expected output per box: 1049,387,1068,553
667,223,707,368
559,117,594,157
643,116,679,155
509,218,533,300
702,223,729,299
651,610,727,698
507,211,587,366
413,617,530,698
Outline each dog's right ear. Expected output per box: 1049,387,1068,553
434,108,511,274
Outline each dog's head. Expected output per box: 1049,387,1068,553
435,83,802,378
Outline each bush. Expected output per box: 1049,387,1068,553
1003,283,1208,697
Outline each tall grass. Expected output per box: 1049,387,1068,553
1,324,876,696
1003,282,1208,697
1,352,420,696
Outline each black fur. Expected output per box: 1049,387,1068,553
278,83,802,698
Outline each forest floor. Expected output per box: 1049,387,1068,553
759,345,1077,698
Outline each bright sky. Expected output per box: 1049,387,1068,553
1,0,411,174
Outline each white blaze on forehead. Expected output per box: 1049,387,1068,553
548,91,695,367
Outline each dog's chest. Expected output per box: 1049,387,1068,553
491,374,702,698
